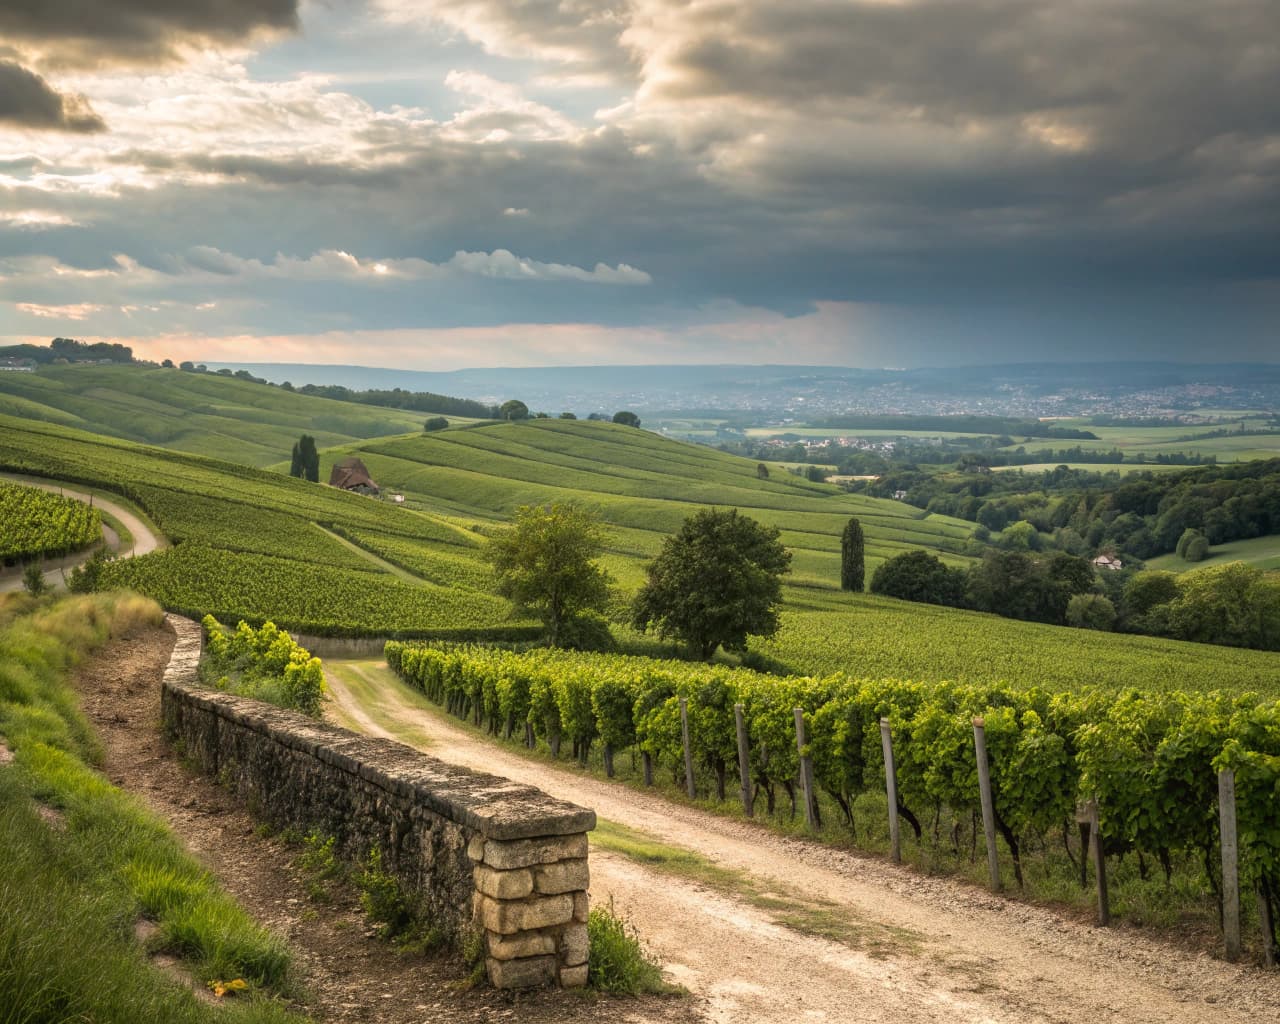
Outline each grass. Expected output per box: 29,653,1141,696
0,592,303,1022
586,899,672,995
592,820,918,958
1146,533,1280,574
0,363,449,467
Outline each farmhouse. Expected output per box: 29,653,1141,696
328,455,380,496
1092,554,1123,571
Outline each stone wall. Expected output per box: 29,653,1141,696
160,614,595,989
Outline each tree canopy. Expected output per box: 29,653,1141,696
289,434,319,482
500,399,530,421
612,410,641,427
486,503,612,646
840,517,865,591
631,508,791,659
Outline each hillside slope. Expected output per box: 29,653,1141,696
3,412,1277,692
0,364,454,466
326,418,976,589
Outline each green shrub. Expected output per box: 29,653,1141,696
587,901,666,994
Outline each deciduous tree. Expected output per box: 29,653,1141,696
487,503,612,647
631,508,791,659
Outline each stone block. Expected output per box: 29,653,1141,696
560,922,589,966
559,964,589,989
533,858,589,895
467,834,486,863
487,931,557,960
475,893,574,934
573,891,590,923
486,955,557,989
483,833,588,870
474,864,533,900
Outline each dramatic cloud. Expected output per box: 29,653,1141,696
0,0,298,67
0,62,104,132
0,0,1276,366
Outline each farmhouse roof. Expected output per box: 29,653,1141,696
329,455,378,492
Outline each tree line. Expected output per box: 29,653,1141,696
868,547,1280,651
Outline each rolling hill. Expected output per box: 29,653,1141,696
0,363,454,466
3,408,1279,694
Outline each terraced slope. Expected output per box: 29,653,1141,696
0,364,447,466
0,414,522,637
332,418,976,590
4,412,1278,693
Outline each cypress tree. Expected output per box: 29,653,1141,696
841,517,865,591
291,435,319,482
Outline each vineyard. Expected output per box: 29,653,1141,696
201,616,326,715
0,481,101,565
385,641,1280,945
0,363,436,466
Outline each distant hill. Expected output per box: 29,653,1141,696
0,362,463,467
204,360,1280,417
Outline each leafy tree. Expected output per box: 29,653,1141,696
805,465,826,482
1066,593,1117,631
870,550,966,606
559,412,577,420
22,562,47,596
840,517,865,592
612,411,641,427
289,435,319,482
631,508,791,659
486,503,613,647
161,358,174,368
587,412,608,421
423,416,449,431
756,463,769,479
500,399,530,421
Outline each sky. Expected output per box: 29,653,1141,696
0,0,1276,370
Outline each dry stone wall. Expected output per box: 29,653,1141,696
160,614,594,989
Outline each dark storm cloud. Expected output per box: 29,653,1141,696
0,61,104,132
0,0,299,66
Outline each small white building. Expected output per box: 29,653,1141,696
1092,554,1123,571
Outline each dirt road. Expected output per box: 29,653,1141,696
79,625,694,1024
0,473,163,593
325,659,1280,1024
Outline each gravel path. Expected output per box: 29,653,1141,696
77,626,695,1024
325,658,1280,1024
0,472,163,593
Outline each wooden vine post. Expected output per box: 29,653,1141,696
1219,768,1242,962
880,718,901,863
734,703,753,818
1079,799,1110,926
680,697,696,799
794,708,817,831
1258,886,1277,968
972,717,1001,892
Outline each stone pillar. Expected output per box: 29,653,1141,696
469,833,591,988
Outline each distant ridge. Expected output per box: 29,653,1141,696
203,361,1280,416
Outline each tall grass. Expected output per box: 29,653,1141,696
0,592,302,1022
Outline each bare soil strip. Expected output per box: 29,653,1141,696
325,658,1280,1024
74,625,695,1024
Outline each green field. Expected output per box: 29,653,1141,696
3,401,1277,694
991,462,1189,475
322,418,977,590
1146,534,1280,574
0,364,462,467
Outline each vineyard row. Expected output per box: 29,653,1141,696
384,641,1280,951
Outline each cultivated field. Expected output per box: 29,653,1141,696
0,364,447,466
